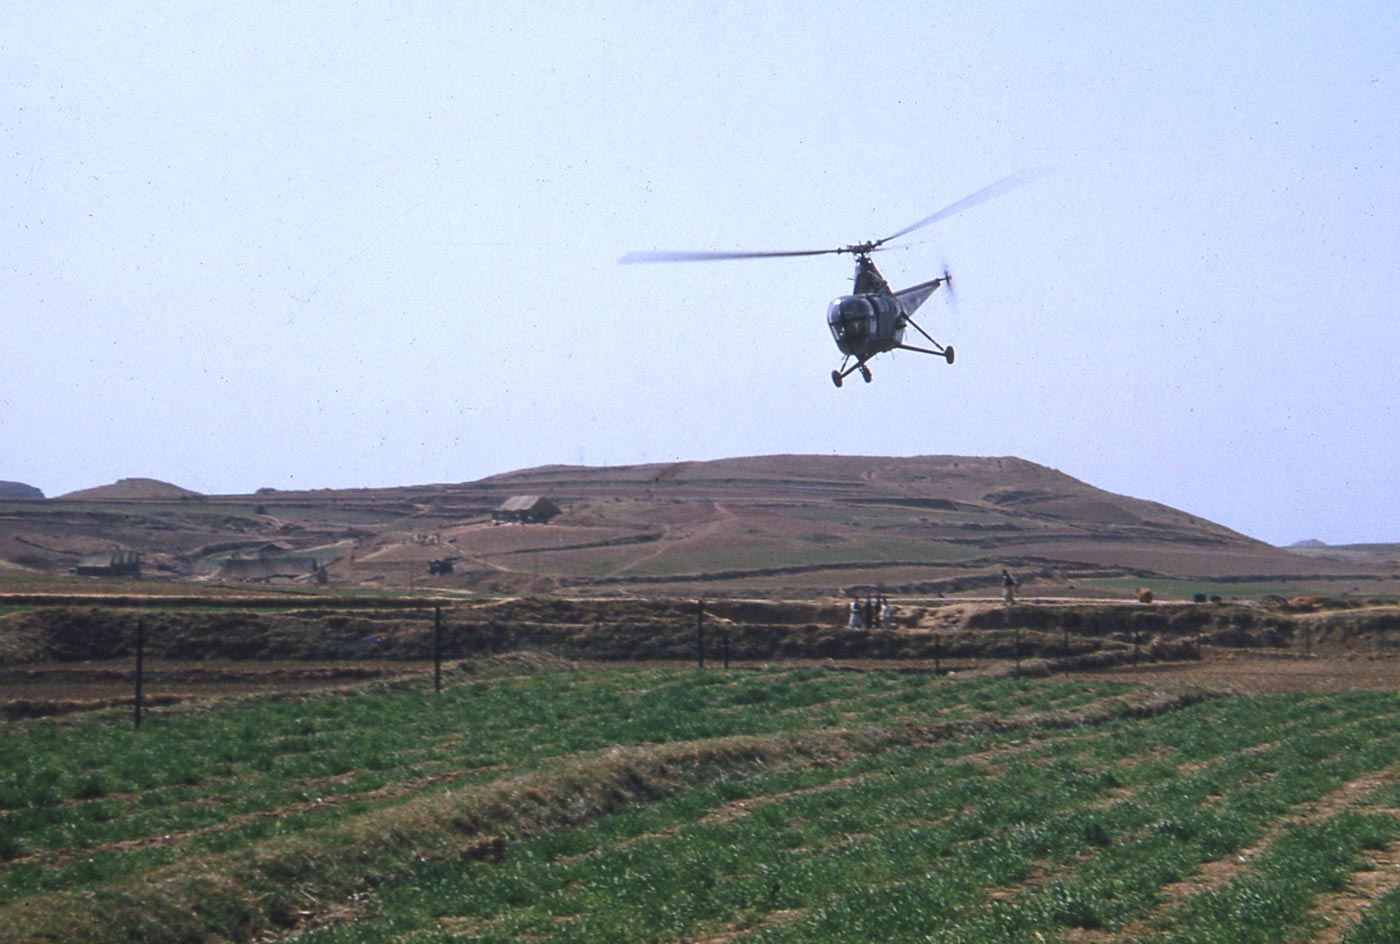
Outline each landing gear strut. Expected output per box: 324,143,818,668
894,315,956,365
832,357,873,387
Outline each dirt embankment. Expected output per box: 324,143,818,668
4,599,1400,718
3,598,1399,669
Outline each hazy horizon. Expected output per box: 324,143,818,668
6,2,1396,547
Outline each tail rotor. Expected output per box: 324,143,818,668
938,250,960,322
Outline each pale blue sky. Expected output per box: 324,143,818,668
3,1,1397,544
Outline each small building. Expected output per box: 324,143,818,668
492,495,560,525
75,550,141,578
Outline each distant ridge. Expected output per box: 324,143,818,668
2,455,1391,596
58,478,203,501
0,481,43,500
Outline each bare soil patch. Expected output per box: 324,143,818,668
1066,651,1400,694
0,660,423,718
7,651,1400,722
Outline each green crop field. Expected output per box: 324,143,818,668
4,665,1400,943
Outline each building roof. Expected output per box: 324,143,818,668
497,495,554,512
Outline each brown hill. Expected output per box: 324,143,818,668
457,455,1368,596
58,478,204,501
0,455,1393,599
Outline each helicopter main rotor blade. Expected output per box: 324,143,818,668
876,167,1045,247
619,247,840,264
620,168,1042,265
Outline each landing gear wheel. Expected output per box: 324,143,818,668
944,345,955,365
831,370,843,388
860,366,873,383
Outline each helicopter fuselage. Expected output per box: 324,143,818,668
826,292,905,359
823,253,955,386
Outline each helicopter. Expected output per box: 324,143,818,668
621,170,1037,387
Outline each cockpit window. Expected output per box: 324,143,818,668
827,297,874,340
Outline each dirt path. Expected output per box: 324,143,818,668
1066,653,1400,693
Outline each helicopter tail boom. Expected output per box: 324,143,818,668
894,275,949,318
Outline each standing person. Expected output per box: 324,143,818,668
1001,569,1018,605
848,598,861,629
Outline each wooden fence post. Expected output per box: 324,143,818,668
134,618,145,730
434,605,443,694
696,599,705,670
